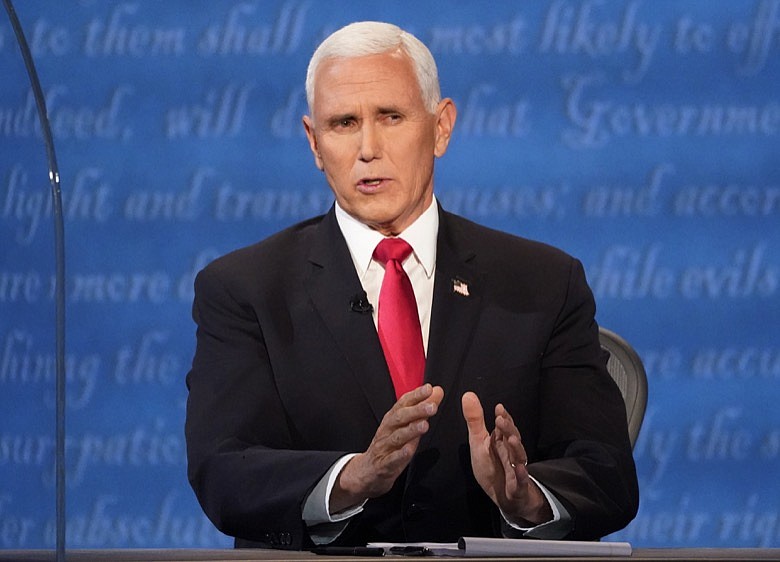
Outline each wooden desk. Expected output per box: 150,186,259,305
1,548,778,561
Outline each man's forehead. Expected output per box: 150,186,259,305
312,52,422,112
316,51,411,82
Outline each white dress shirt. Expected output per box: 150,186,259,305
334,196,438,354
302,197,570,542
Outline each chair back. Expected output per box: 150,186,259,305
599,327,648,448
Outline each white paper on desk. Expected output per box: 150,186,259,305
369,538,632,557
458,536,632,557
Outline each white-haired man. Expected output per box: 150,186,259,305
186,21,638,550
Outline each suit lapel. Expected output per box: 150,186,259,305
421,211,483,444
304,209,396,424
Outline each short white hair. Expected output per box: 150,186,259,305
305,21,441,115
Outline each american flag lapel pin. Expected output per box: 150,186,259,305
451,277,470,297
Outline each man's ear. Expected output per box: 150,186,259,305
302,115,324,170
433,98,457,158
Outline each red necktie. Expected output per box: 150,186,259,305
373,238,425,399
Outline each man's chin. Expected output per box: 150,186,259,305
362,214,408,237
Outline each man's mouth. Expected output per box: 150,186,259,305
357,178,386,192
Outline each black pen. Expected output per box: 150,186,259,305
389,546,432,556
312,546,385,556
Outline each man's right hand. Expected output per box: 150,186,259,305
330,383,444,513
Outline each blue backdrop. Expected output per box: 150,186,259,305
1,0,779,549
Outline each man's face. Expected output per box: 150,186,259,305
303,50,456,236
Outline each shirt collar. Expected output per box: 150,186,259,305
335,197,439,279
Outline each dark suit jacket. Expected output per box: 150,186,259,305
185,206,639,549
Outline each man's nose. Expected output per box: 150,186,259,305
358,122,382,161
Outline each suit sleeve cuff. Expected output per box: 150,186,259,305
303,454,365,544
501,475,572,540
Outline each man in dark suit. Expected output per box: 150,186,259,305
185,21,638,550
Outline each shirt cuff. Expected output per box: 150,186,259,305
302,454,366,544
501,475,572,540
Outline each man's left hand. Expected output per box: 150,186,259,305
461,391,553,526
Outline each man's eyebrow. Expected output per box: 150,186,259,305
325,112,357,125
376,106,403,115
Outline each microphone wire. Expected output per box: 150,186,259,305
2,1,67,561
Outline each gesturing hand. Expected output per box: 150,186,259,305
331,384,444,513
461,391,552,526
